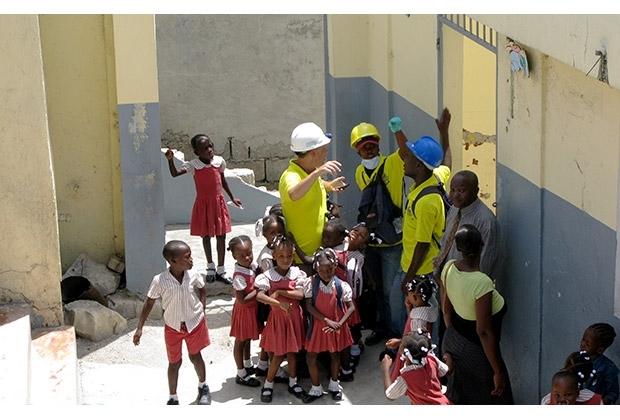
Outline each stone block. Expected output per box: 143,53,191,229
64,300,127,342
106,289,143,320
265,157,290,182
229,159,265,182
63,254,120,296
226,168,255,186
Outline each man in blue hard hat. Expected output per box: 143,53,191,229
389,135,451,334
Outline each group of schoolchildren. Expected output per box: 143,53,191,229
132,121,618,406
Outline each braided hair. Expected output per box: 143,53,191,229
271,234,294,251
404,274,437,304
312,247,338,271
227,235,252,255
400,329,434,365
585,323,616,350
563,351,597,390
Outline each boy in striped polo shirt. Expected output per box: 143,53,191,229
134,240,211,405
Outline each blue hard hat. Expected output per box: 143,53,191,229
406,136,443,169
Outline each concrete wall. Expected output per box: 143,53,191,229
326,15,442,224
155,15,326,186
39,15,124,271
113,15,166,294
0,15,63,327
495,32,620,403
475,15,620,90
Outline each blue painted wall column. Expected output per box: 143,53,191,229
118,102,166,293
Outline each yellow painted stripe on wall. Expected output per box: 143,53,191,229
112,15,159,105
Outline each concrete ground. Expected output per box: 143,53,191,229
77,223,407,405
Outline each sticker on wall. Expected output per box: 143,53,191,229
506,38,529,78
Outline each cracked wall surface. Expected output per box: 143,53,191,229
0,15,63,327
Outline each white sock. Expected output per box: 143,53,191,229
216,265,226,275
309,385,323,396
258,359,269,369
243,359,253,368
263,380,274,389
207,262,216,270
328,379,341,392
289,377,298,387
350,344,361,356
198,381,206,388
237,368,247,377
169,394,178,401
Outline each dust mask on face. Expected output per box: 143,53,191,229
362,156,380,170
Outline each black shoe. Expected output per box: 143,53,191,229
166,398,179,405
288,384,307,400
260,387,273,403
196,384,211,405
273,375,289,384
215,272,233,285
244,366,256,376
235,375,261,387
364,331,385,346
338,371,354,382
255,367,268,377
302,393,323,404
205,269,216,283
330,390,343,401
349,354,361,368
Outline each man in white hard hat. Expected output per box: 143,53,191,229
279,122,347,270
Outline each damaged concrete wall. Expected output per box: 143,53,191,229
155,15,326,186
0,15,63,326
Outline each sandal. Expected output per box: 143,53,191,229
260,387,273,403
288,384,307,400
236,375,261,387
302,393,323,404
330,390,343,401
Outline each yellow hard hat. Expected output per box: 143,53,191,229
350,122,381,149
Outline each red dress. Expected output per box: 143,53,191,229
257,267,306,356
400,356,451,405
183,157,231,237
305,277,354,353
229,265,260,340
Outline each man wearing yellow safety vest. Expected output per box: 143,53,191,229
351,109,450,345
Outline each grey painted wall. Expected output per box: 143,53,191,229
325,75,439,226
155,15,326,185
498,163,620,403
118,103,166,294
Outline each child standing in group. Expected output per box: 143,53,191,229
256,213,286,273
579,323,619,404
255,235,308,403
382,330,450,405
165,134,242,284
133,240,211,405
385,275,439,382
541,351,603,405
303,248,355,403
228,235,262,388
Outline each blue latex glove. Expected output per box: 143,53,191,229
389,117,402,133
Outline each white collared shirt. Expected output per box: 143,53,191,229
232,263,257,291
147,269,205,332
254,266,307,292
180,156,226,175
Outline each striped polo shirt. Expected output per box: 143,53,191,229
147,269,206,333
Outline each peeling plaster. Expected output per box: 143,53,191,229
134,171,156,189
129,103,149,153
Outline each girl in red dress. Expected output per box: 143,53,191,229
228,235,261,388
382,330,451,405
165,134,242,284
303,248,355,403
255,235,308,403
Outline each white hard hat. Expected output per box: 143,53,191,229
290,122,331,152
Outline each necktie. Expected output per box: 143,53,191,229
435,209,461,273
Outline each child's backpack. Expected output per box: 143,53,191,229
357,161,402,245
333,249,364,299
306,275,344,340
